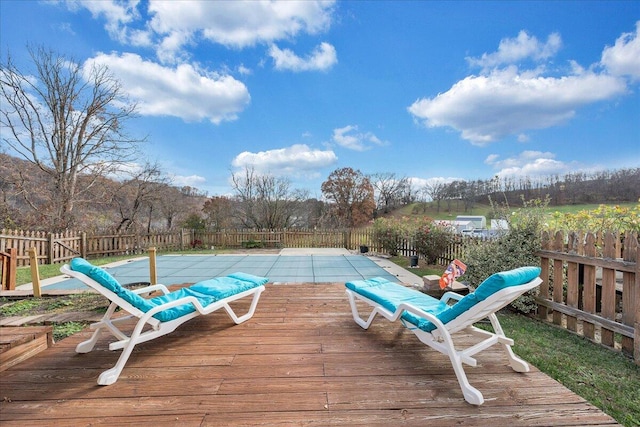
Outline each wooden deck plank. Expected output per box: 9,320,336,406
0,283,620,426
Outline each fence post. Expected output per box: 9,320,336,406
47,233,54,265
81,232,87,259
29,247,41,298
1,248,17,291
148,247,157,285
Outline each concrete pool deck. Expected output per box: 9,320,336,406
17,248,424,292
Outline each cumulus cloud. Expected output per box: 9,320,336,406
64,0,138,44
64,1,335,63
409,27,633,145
149,0,333,48
84,52,250,123
485,150,571,177
601,21,640,81
269,42,337,72
332,125,387,151
466,30,562,71
408,67,626,145
232,144,337,176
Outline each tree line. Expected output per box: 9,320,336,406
420,168,640,214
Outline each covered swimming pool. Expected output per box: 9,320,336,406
43,249,413,291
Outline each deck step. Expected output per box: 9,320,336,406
0,326,54,371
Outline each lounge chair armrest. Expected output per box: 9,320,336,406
139,296,208,323
396,302,449,332
440,291,465,304
131,284,170,296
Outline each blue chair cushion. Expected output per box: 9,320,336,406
69,258,268,322
190,272,268,300
70,257,156,313
346,278,448,323
346,266,540,332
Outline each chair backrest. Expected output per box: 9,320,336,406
443,276,542,334
65,257,157,316
403,266,541,333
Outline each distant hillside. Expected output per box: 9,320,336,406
380,201,639,223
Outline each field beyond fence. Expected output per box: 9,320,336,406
0,227,638,365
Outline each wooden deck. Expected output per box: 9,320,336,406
0,283,619,426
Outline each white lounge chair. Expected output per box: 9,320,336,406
345,266,542,405
60,257,267,385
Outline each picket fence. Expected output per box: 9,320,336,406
535,230,639,363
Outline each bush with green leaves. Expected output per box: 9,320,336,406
462,197,548,313
372,217,409,256
372,216,432,256
547,202,640,233
413,222,454,264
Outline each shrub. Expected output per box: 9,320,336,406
547,202,640,233
373,216,433,256
414,222,454,264
372,217,409,256
462,197,548,313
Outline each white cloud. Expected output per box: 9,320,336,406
66,0,138,44
269,42,337,71
332,125,387,151
485,151,571,177
467,30,562,71
170,174,207,187
408,66,627,145
232,144,337,176
61,1,337,65
149,0,333,47
84,52,250,124
601,21,640,81
409,26,637,145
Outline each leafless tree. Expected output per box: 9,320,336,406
111,162,168,233
231,167,308,229
0,46,144,230
423,180,449,213
369,172,409,214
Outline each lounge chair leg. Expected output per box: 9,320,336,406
98,337,138,385
97,317,149,385
443,336,485,405
75,327,102,353
489,314,530,373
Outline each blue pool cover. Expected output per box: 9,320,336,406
50,254,400,290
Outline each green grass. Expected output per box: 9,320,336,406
492,312,640,426
50,321,88,342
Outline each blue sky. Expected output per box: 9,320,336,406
1,1,639,198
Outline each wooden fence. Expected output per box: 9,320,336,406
0,229,190,267
535,231,639,363
0,227,467,268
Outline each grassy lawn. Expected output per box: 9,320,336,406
490,312,639,427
